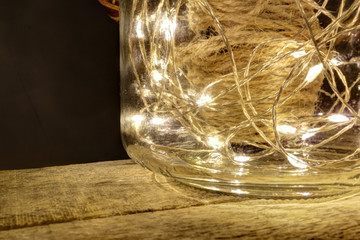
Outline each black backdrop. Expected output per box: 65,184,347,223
0,1,128,170
0,0,348,170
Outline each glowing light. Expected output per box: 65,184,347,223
142,88,152,98
287,154,308,169
234,155,251,162
152,70,163,82
301,128,319,140
291,50,307,58
330,58,342,66
131,115,144,129
160,17,176,41
305,63,323,83
207,136,223,149
207,179,219,183
197,95,212,106
299,192,312,196
327,114,349,123
207,186,221,191
277,125,297,134
135,19,144,38
151,117,166,125
187,90,196,97
153,54,166,69
301,132,316,140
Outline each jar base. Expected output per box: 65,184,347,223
127,145,360,199
174,178,357,198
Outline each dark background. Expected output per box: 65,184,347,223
0,0,128,170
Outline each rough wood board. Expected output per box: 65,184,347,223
1,195,360,240
1,159,360,239
0,160,246,231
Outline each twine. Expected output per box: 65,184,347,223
126,0,360,168
98,0,120,21
176,0,324,146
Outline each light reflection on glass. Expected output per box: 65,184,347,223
231,189,249,195
234,167,249,176
299,192,312,196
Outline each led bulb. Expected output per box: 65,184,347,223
277,125,297,134
305,64,323,83
327,114,349,123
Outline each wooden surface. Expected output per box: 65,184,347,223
1,160,360,239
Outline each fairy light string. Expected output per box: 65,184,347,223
126,0,360,169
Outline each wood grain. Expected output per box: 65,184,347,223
0,160,243,231
1,160,360,239
1,194,360,240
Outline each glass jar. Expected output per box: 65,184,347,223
120,0,360,197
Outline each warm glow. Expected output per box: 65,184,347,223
234,155,251,162
135,19,144,38
301,128,320,140
131,115,144,129
160,17,176,41
197,95,212,106
142,88,152,98
207,136,223,149
305,63,323,83
151,117,166,125
287,154,307,169
231,189,249,195
152,70,163,82
301,132,316,140
207,186,221,191
153,54,166,69
330,58,342,66
277,125,297,134
291,50,307,58
327,114,349,123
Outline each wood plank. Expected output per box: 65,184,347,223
1,193,360,240
0,160,246,231
1,159,360,239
